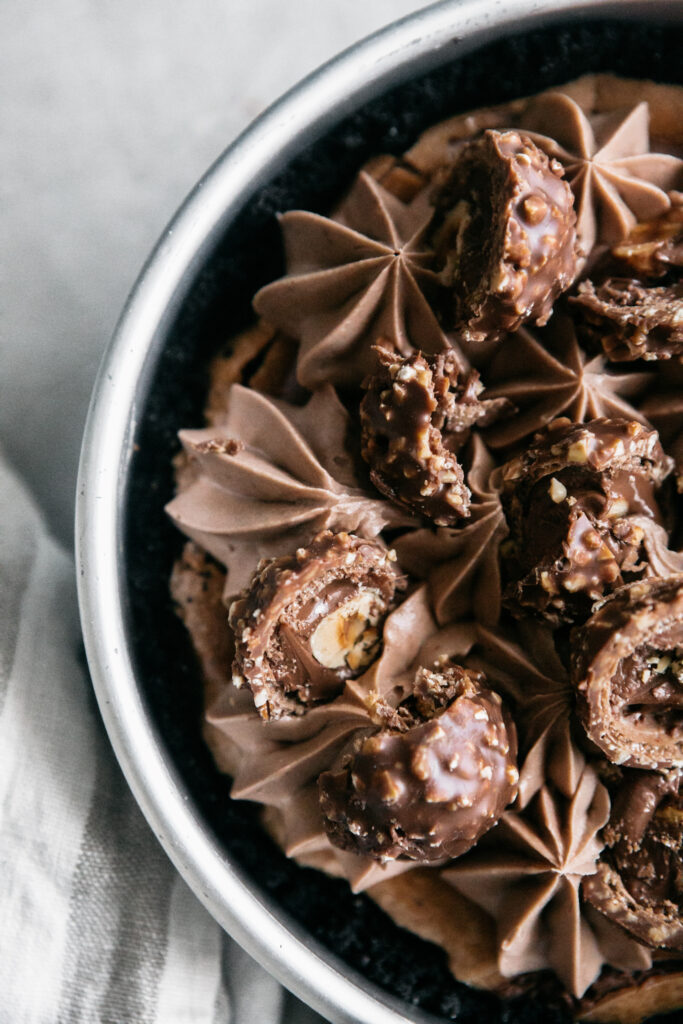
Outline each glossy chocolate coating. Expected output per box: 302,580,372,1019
431,129,577,341
501,417,672,623
229,531,403,720
318,663,518,862
584,769,683,950
573,277,683,363
572,575,683,770
360,344,505,525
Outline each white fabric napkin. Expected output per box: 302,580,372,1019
0,450,325,1024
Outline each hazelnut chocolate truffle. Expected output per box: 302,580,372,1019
229,531,403,720
500,417,673,623
571,574,683,770
430,129,577,341
360,344,505,525
318,662,518,862
584,769,683,950
572,276,683,363
610,198,683,278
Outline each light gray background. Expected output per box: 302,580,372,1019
3,0,433,548
2,2,434,1020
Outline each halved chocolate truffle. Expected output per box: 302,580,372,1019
318,663,517,862
430,129,577,341
573,277,683,363
584,768,683,950
500,417,673,624
360,344,505,525
572,575,683,770
229,531,403,720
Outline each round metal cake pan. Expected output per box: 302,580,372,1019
77,1,683,1022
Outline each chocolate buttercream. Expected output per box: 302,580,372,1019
229,531,402,719
393,435,508,626
431,129,577,341
253,171,460,388
482,315,654,452
471,621,585,808
444,765,650,998
572,575,683,770
521,93,683,256
166,384,410,598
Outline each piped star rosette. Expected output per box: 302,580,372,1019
571,574,683,771
499,417,673,624
253,171,459,389
165,383,411,599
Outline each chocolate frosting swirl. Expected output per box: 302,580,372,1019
253,172,459,388
166,384,410,597
482,315,654,452
443,765,651,997
521,92,683,256
470,621,585,809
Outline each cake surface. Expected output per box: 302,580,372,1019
128,18,683,1024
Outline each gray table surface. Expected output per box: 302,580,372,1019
2,3,433,1021
3,0,432,549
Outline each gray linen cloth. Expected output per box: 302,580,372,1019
0,450,324,1024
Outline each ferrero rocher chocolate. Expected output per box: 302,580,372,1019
229,531,403,720
318,663,517,862
360,345,506,525
430,129,577,341
571,574,683,770
500,417,673,624
584,769,683,950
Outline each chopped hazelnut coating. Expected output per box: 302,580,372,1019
584,769,683,950
571,574,683,770
431,129,577,341
360,344,505,525
500,417,673,624
318,663,517,862
229,531,403,720
610,197,683,279
573,277,683,363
